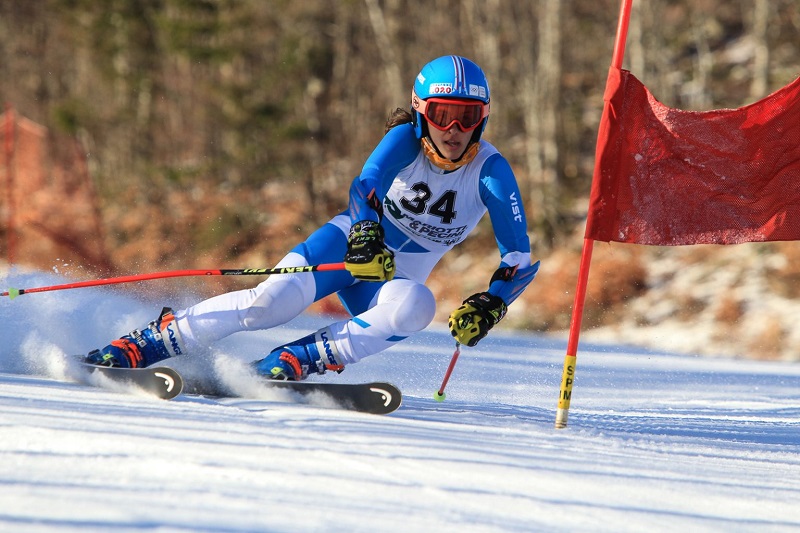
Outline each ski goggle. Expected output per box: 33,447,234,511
412,90,489,132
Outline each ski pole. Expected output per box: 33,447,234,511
1,263,346,300
433,342,461,402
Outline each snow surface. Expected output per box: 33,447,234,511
2,269,800,532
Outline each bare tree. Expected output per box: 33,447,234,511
521,0,561,245
364,0,404,108
749,0,771,98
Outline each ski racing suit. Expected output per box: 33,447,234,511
171,123,538,365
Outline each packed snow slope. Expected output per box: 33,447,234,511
2,269,800,532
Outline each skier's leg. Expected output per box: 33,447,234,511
332,278,436,364
173,252,320,351
254,278,436,379
85,217,353,367
173,219,353,351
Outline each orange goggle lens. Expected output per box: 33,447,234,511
422,98,487,132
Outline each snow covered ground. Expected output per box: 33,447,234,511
2,269,800,532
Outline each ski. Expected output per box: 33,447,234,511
78,363,184,400
74,360,399,413
193,380,403,415
259,380,402,415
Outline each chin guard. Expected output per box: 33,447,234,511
421,137,479,171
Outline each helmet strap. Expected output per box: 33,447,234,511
421,137,480,171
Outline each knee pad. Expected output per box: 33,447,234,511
379,279,436,333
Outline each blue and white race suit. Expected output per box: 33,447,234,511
174,123,538,364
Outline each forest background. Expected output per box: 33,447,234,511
1,0,799,361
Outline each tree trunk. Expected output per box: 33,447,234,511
524,0,562,247
750,0,771,98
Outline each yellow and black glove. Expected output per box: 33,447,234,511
448,292,507,347
344,220,396,282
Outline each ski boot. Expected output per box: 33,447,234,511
85,308,186,368
253,327,345,381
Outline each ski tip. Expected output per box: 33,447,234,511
77,362,185,400
255,380,402,414
152,368,184,399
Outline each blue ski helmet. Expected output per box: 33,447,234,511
411,55,491,140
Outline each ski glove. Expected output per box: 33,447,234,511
448,292,507,347
344,220,396,282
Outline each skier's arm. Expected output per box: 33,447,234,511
479,154,538,305
348,123,419,223
344,123,419,281
449,155,539,347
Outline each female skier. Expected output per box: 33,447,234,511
85,55,540,380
